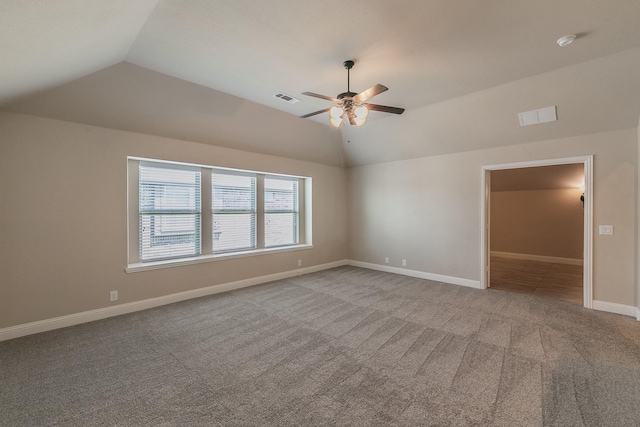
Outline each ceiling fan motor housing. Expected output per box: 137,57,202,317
337,91,358,100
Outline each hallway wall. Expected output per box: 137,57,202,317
491,188,584,260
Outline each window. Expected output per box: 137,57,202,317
128,158,310,269
212,172,256,253
139,165,201,261
265,177,298,247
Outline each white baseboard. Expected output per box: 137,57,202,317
0,260,348,342
347,260,481,289
592,300,639,318
3,260,634,342
491,251,583,266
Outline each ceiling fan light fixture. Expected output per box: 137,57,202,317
354,105,368,126
355,105,368,119
329,106,344,118
300,60,404,126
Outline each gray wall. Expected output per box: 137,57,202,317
0,112,348,328
1,112,638,329
490,188,584,260
348,128,637,306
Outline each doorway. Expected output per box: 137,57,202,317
481,156,593,308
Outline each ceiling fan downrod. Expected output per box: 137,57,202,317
339,60,356,100
344,60,354,93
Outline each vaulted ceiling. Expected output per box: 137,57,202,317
2,0,640,166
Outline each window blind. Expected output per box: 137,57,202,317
212,172,257,253
265,177,299,247
139,165,201,261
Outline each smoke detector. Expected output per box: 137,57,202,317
556,35,576,47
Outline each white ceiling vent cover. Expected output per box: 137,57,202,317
518,106,557,126
273,93,300,104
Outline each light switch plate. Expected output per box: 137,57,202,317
599,225,614,235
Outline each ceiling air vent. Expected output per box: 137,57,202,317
518,106,557,126
273,92,300,104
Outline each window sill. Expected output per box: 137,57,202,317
125,244,313,273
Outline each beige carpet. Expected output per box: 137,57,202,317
2,266,640,426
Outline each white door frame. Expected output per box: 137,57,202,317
480,155,593,309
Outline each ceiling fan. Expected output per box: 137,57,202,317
300,60,405,127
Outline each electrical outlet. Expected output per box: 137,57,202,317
402,259,407,267
385,257,389,264
110,290,118,302
298,259,302,267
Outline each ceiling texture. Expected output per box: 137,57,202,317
2,0,640,167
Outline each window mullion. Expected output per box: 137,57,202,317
256,174,265,249
128,159,141,264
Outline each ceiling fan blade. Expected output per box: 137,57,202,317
301,92,340,103
300,107,331,118
364,103,405,115
353,84,388,103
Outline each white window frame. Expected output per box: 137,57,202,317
127,157,312,272
211,170,257,254
264,175,300,248
137,162,202,262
